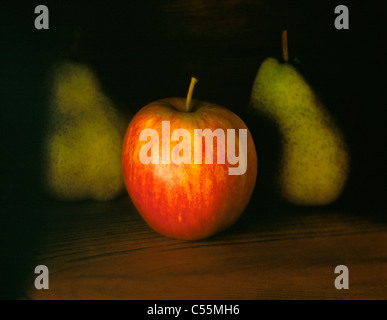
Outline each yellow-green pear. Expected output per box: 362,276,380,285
249,31,349,206
43,61,130,201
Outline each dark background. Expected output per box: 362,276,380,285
1,0,386,298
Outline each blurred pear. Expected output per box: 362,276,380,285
43,61,130,201
249,31,349,206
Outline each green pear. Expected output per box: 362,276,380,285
43,61,129,201
249,31,349,206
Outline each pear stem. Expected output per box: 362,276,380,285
282,30,289,62
186,76,198,112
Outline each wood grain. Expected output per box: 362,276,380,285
22,197,387,300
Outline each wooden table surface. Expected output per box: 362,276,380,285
3,195,382,300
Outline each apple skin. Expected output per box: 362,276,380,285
122,98,257,240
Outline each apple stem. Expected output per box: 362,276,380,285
282,30,289,62
186,76,198,112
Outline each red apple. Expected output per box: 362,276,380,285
122,77,257,240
